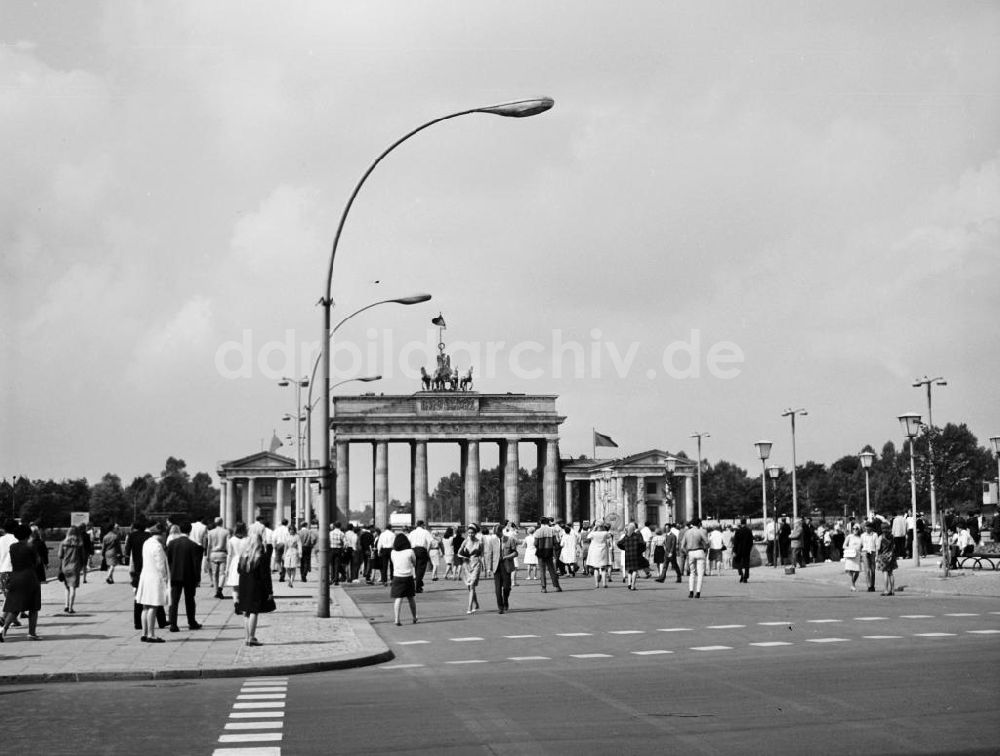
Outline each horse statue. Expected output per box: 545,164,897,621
448,368,460,391
459,366,474,391
420,367,432,391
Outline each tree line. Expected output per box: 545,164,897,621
0,457,219,529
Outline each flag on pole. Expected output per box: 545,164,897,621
593,431,618,448
431,314,447,328
269,431,283,453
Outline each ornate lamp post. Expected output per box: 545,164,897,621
767,465,781,569
859,451,875,522
315,97,553,617
898,412,922,567
781,409,807,519
754,439,773,535
664,457,677,524
689,433,709,519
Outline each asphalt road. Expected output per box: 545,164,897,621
4,572,998,755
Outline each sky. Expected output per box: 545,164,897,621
2,1,999,506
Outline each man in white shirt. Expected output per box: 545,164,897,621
407,520,435,592
375,526,396,585
343,524,359,582
639,521,654,578
891,512,907,560
0,521,19,623
272,519,290,581
764,519,777,566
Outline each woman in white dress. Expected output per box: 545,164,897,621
841,524,864,591
283,523,301,588
522,526,538,581
585,523,612,588
134,522,169,643
226,521,249,607
559,524,579,577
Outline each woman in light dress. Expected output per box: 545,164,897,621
559,524,579,578
442,527,457,580
584,523,612,588
226,521,249,607
522,526,538,581
283,523,300,588
707,526,725,576
134,522,169,643
841,524,864,591
458,525,483,614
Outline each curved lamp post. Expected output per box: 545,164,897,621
898,412,922,567
859,451,875,522
315,97,554,617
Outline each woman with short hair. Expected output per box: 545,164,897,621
458,525,483,614
134,522,169,643
1,525,42,641
101,525,122,585
876,522,898,596
841,524,864,592
389,532,418,626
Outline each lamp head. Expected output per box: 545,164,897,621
859,451,875,469
767,465,781,480
665,457,677,474
754,440,773,461
278,380,290,387
477,97,555,118
359,375,382,382
392,293,432,305
897,412,922,439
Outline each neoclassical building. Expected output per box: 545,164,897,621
216,451,318,527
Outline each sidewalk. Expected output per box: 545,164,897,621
743,557,1000,598
0,571,392,685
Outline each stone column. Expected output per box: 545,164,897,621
225,480,237,528
590,479,598,521
564,480,574,523
219,479,228,523
536,442,545,512
245,478,256,524
374,441,389,529
463,440,480,525
503,438,520,525
275,476,285,525
543,438,559,520
684,475,695,523
634,476,644,525
413,440,428,525
335,440,350,526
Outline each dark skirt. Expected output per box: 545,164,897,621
3,568,42,614
653,545,665,564
390,575,415,599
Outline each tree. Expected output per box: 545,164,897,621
700,460,755,518
916,423,993,513
150,457,192,517
125,475,158,523
189,472,219,523
89,473,129,528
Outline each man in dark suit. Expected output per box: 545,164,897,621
126,517,167,631
166,520,204,632
731,518,755,583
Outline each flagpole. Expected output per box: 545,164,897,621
592,428,596,460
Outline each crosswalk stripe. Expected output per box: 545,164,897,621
239,687,286,693
237,695,286,700
900,615,934,619
631,650,674,655
504,634,539,639
450,637,484,642
233,703,285,709
508,656,550,661
225,722,285,731
229,713,285,719
557,633,592,637
213,748,281,756
691,646,732,651
609,630,645,635
219,734,283,743
570,653,613,658
657,627,692,632
750,642,793,647
806,638,849,643
854,617,888,621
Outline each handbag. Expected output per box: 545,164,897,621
843,547,858,559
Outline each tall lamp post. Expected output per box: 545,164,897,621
859,451,875,522
689,432,709,519
991,436,1000,510
767,465,781,569
316,96,554,617
279,376,309,522
664,457,677,524
754,440,773,542
898,412,922,567
913,376,946,529
781,408,807,520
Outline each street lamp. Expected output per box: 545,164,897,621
898,412,922,567
279,376,309,523
689,432,709,519
859,451,875,522
664,457,677,523
316,96,554,617
781,409,807,519
754,440,772,544
913,376,946,528
767,465,781,569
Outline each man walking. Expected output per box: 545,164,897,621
732,518,754,583
655,523,682,583
329,522,345,586
272,518,290,582
206,518,229,599
533,517,562,593
166,521,203,632
407,520,434,593
892,511,907,559
298,521,316,582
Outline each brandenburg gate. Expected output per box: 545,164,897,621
330,392,565,528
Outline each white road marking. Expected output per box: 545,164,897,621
233,702,285,709
807,619,841,623
450,637,484,642
244,678,288,682
229,713,285,719
657,627,692,632
806,638,850,643
863,635,903,640
631,650,674,655
757,622,789,626
508,656,551,661
557,632,593,637
750,642,793,647
239,687,286,693
445,659,489,664
944,613,979,617
225,722,285,730
213,748,281,756
854,617,888,621
397,640,430,645
237,694,286,700
380,664,425,669
707,624,745,629
914,632,956,637
570,653,613,658
504,634,539,639
691,646,732,651
900,615,934,619
967,630,1000,634
219,734,283,743
609,630,646,635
